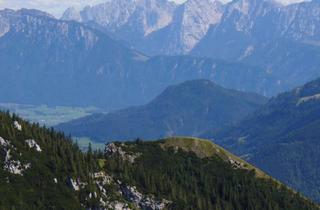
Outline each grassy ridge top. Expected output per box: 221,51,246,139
160,137,272,179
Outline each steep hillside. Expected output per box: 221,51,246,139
56,80,267,141
104,137,319,210
206,78,320,202
0,111,102,208
0,110,166,209
1,112,318,209
0,9,275,110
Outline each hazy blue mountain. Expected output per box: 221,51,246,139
61,0,177,52
56,80,267,142
62,0,225,55
0,9,276,109
192,0,320,94
205,78,320,202
62,0,320,95
0,9,146,109
63,0,320,56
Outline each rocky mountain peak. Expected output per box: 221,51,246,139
79,0,137,30
3,9,99,50
278,0,320,42
16,8,55,19
127,0,177,36
0,10,10,38
227,0,279,16
61,7,82,21
0,8,54,21
182,0,224,26
167,0,225,53
63,0,176,36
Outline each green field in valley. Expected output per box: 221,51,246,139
0,103,102,126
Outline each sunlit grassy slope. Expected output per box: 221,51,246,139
161,137,272,179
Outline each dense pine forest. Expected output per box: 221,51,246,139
105,139,319,210
0,111,319,209
0,111,102,209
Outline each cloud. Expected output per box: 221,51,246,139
176,0,309,4
0,0,106,17
0,0,310,17
277,0,309,5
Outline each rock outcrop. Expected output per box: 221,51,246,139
25,139,42,152
105,143,141,163
1,137,31,175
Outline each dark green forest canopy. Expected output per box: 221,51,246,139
0,111,101,209
0,111,318,210
105,138,319,210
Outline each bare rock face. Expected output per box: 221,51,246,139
228,158,245,169
0,136,9,147
25,139,42,152
90,169,170,210
63,0,176,36
68,178,80,191
121,185,170,210
105,143,140,163
4,150,31,175
0,137,31,175
0,13,10,38
159,0,225,54
105,143,126,157
61,7,82,22
89,171,131,209
13,121,22,131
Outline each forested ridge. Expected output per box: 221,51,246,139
104,139,319,210
0,111,318,209
0,111,102,209
209,78,320,202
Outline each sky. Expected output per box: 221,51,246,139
0,0,309,17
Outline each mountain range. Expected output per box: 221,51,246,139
62,0,320,96
192,0,320,94
63,0,320,56
0,8,275,110
1,0,320,111
0,0,319,107
58,77,320,203
0,110,318,209
205,78,320,202
1,0,320,208
61,0,223,55
56,80,267,141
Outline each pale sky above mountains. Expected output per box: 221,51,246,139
0,0,309,17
